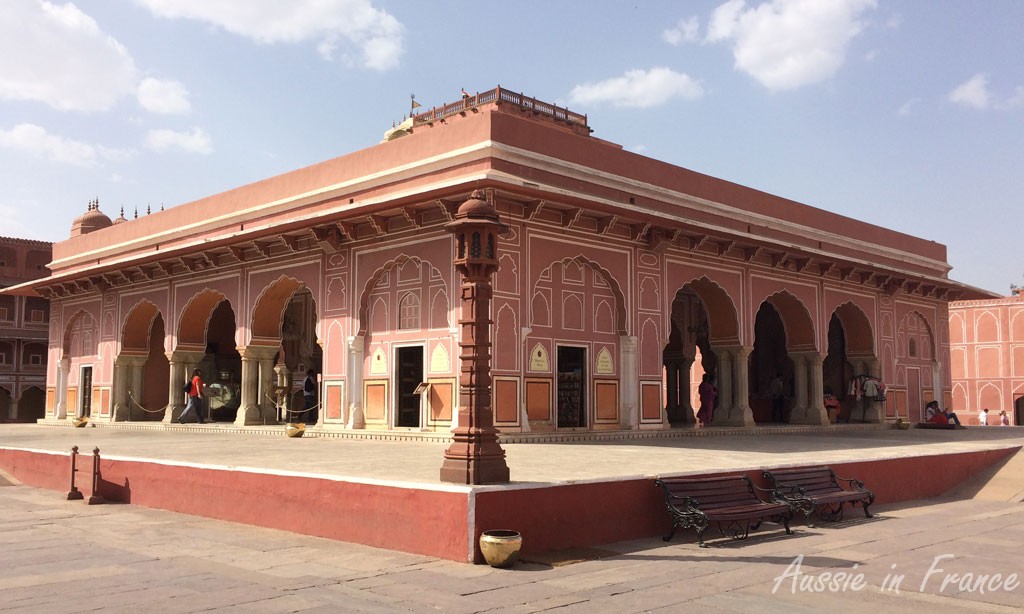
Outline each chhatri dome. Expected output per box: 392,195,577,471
70,199,112,237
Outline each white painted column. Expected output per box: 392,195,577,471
619,335,637,429
55,357,69,420
347,335,365,429
236,349,260,426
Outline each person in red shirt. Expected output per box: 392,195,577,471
179,368,206,424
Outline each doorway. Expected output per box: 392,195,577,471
396,346,423,428
906,367,921,422
80,365,93,418
557,346,587,428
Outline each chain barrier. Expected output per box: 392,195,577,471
127,390,169,414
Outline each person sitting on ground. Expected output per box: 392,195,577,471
925,400,961,427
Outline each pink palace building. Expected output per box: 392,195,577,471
949,291,1024,425
5,87,994,441
0,237,51,422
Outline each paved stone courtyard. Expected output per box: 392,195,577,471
3,469,1023,612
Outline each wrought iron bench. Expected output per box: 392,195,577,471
653,475,793,547
762,466,874,527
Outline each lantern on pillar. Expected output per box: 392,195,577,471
439,190,511,484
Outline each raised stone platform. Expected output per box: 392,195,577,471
2,423,1021,562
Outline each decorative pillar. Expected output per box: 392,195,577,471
792,354,808,420
258,355,275,423
162,353,186,423
713,349,733,425
112,357,129,421
347,335,365,428
55,357,69,419
439,190,510,485
791,352,827,425
664,357,680,419
8,395,18,420
128,361,145,420
734,346,755,426
236,348,259,426
619,335,638,429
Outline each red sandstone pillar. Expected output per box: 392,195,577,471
440,190,510,484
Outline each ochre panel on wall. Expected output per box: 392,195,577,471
595,381,618,422
66,389,77,416
641,382,661,421
429,381,453,422
99,389,109,417
325,383,344,421
525,379,551,421
364,381,387,421
494,378,518,424
46,388,55,413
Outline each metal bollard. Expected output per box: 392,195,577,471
87,447,106,505
66,445,84,500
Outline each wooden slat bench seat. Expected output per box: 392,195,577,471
653,475,793,547
762,466,875,526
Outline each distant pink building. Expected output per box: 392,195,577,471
949,293,1024,425
0,237,51,421
4,87,993,433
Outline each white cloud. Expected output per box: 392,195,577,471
137,77,192,114
144,127,213,154
663,16,700,46
706,0,877,91
897,98,919,116
0,123,133,166
568,68,704,109
0,0,138,111
134,0,405,71
948,73,992,109
948,73,1024,110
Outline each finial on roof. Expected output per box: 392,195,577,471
133,206,138,219
146,204,151,215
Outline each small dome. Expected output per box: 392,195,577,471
70,199,113,237
456,190,499,221
112,207,129,225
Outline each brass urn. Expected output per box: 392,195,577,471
478,530,522,568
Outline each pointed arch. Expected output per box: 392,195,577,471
177,289,228,350
674,275,740,345
121,299,162,355
251,275,312,344
765,290,816,351
833,301,875,357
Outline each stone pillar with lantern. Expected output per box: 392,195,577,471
439,190,511,484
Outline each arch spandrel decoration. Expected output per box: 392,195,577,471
62,308,99,359
534,255,628,336
177,289,229,351
356,254,448,337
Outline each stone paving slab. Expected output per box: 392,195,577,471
2,480,1022,613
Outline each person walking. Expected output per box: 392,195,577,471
696,374,717,427
979,408,989,426
999,410,1010,426
303,369,318,425
179,368,205,424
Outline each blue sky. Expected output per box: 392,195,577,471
1,0,1021,294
